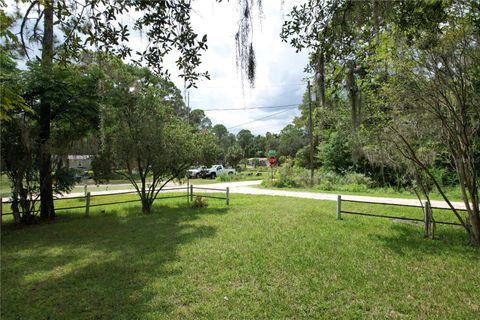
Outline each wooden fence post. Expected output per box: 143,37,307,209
84,184,88,197
85,192,91,217
336,195,342,220
226,187,230,205
190,185,194,202
423,200,430,238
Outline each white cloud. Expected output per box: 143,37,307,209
10,0,309,135
169,0,309,135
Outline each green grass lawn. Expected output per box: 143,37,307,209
1,194,479,319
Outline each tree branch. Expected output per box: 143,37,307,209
20,0,39,60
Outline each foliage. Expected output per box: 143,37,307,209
8,0,215,219
90,151,115,184
277,124,307,158
99,60,215,213
225,144,244,168
22,60,102,146
1,58,99,224
13,0,210,84
279,0,480,243
317,131,352,173
264,162,373,192
0,10,28,121
363,19,480,244
189,109,212,131
1,117,76,224
236,129,255,157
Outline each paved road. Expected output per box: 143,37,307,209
2,180,468,210
229,181,467,210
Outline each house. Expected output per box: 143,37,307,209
67,155,92,170
246,158,269,167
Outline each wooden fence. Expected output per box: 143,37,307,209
335,195,465,237
0,185,230,222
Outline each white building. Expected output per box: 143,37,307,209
67,155,92,170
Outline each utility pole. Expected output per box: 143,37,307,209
186,91,190,124
186,90,190,194
308,81,314,187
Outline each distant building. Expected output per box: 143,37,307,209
67,155,92,170
247,158,269,167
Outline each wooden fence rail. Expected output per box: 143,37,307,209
1,185,230,222
335,195,464,238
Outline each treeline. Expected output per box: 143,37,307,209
187,123,306,169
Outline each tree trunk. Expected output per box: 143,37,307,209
11,173,21,224
39,1,55,220
347,62,360,131
316,49,326,109
347,61,362,163
141,198,152,214
469,213,480,246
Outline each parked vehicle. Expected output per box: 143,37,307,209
186,166,208,179
204,165,235,179
74,172,91,183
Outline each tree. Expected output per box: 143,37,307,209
281,0,451,165
265,132,279,152
236,129,254,157
279,1,480,245
226,144,244,168
0,10,28,122
252,135,267,157
374,22,480,245
317,131,352,173
11,0,210,219
1,60,97,224
100,62,213,213
278,124,307,158
189,109,212,131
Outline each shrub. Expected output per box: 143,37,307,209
271,163,299,188
264,165,374,192
192,196,208,208
343,172,373,187
218,173,248,182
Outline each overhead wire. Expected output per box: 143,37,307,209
192,83,306,89
201,103,300,112
227,108,297,130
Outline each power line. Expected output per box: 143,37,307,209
201,103,300,112
192,83,306,89
227,108,296,130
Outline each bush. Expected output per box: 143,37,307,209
270,163,299,188
263,165,373,192
343,172,373,187
218,173,235,182
192,196,208,208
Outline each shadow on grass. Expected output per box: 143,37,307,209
371,222,479,257
1,203,229,319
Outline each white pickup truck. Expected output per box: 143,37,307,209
205,165,235,179
186,166,207,179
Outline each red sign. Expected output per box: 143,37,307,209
268,156,277,166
